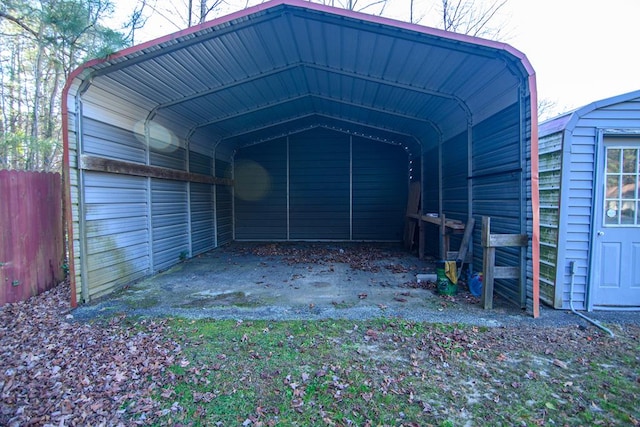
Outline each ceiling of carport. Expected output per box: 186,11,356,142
77,0,532,157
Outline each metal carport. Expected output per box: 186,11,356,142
63,0,540,316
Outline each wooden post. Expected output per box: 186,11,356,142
418,219,425,259
481,216,495,309
456,217,475,277
440,213,446,259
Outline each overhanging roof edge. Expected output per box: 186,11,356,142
64,0,536,95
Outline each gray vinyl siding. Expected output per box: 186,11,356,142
83,172,150,300
472,104,524,306
541,95,640,310
234,139,288,240
538,132,563,307
352,138,408,241
151,180,189,271
289,130,351,240
555,130,597,310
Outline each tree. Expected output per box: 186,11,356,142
135,0,226,33
0,0,128,171
438,0,509,38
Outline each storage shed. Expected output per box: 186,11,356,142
63,0,540,315
539,89,640,310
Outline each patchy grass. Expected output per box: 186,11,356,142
2,280,637,426
149,319,640,426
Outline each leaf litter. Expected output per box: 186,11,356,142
1,276,640,426
0,282,181,426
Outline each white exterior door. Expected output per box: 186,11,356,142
591,137,640,308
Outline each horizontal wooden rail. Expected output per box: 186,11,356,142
481,216,528,310
81,155,233,186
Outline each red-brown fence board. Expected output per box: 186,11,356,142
0,170,64,305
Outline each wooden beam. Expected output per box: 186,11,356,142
486,234,528,248
494,266,520,279
80,155,233,186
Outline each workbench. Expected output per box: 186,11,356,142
406,213,466,259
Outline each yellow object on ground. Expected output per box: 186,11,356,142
444,260,458,284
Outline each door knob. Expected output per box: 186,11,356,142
597,231,605,236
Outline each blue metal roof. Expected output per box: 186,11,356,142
66,0,535,158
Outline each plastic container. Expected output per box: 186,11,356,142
469,272,483,297
436,261,457,295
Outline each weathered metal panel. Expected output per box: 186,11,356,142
82,172,149,300
190,182,215,255
289,129,350,239
82,118,146,163
352,138,408,241
0,171,64,305
234,139,288,240
151,179,189,271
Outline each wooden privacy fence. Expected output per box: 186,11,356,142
0,170,64,305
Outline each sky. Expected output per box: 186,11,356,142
116,0,640,119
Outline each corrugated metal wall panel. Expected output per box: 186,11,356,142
150,146,187,171
421,144,440,257
289,129,350,239
82,172,149,300
441,131,470,257
216,159,233,245
190,182,215,255
82,118,146,163
234,139,288,239
232,130,410,241
189,151,213,175
151,179,189,271
471,104,523,304
352,138,408,241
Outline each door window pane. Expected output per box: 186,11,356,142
607,148,620,173
605,146,640,226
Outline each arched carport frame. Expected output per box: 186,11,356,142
63,0,540,316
